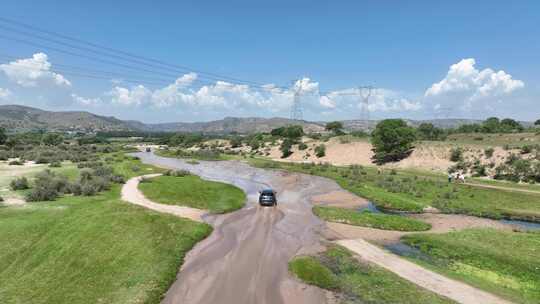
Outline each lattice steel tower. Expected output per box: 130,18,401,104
290,82,303,121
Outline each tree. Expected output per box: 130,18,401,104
371,119,416,165
41,133,64,146
325,121,344,135
481,117,501,133
270,125,304,139
0,127,6,145
500,118,523,132
534,119,540,126
417,123,444,140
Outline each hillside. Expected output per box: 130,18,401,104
0,104,533,134
0,105,130,132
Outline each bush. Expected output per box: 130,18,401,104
49,161,62,168
164,169,191,177
314,144,326,158
25,170,70,202
298,142,308,150
484,147,494,158
449,147,463,162
8,160,23,166
10,177,29,190
280,139,294,158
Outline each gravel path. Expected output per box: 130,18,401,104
121,174,206,222
337,238,513,304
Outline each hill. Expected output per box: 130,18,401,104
0,105,130,132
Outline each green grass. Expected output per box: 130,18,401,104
248,158,540,222
313,206,431,231
0,186,212,304
139,175,246,214
446,132,540,147
289,245,455,304
402,229,540,304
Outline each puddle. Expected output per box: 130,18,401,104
358,201,382,213
384,242,435,263
500,219,540,231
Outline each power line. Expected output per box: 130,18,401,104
0,17,289,90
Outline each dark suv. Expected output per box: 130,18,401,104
258,189,277,206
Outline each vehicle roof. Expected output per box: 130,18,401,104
261,189,274,194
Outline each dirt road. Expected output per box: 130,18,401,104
338,238,512,304
121,174,206,222
134,152,343,304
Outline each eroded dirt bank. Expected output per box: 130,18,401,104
134,152,349,304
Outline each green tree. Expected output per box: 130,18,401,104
534,119,540,126
481,117,501,133
0,127,7,145
325,121,344,135
417,123,444,140
41,133,64,146
271,125,304,139
500,118,523,132
371,119,416,165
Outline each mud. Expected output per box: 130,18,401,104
134,152,350,304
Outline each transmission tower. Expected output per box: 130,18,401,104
290,81,303,121
358,86,374,129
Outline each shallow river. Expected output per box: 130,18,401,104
134,152,349,304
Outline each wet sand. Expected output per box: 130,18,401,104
134,152,347,304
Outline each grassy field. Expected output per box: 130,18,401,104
402,229,540,304
289,245,455,304
249,158,540,222
313,206,431,231
139,175,246,213
0,185,211,304
155,148,239,161
0,152,213,304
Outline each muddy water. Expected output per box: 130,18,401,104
134,152,346,304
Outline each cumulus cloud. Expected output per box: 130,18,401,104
425,58,524,100
107,85,152,106
71,94,102,106
0,53,71,87
0,88,11,100
319,88,421,113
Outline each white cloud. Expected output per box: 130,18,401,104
0,53,71,87
425,58,524,100
319,88,421,113
107,85,152,106
71,94,102,106
0,88,11,100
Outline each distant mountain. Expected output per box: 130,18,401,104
0,105,130,132
0,105,324,134
0,104,532,134
136,117,325,134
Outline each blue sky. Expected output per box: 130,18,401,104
0,0,538,123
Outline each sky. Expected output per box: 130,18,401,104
0,0,538,123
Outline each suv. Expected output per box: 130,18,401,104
258,189,277,206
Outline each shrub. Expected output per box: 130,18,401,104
314,144,326,158
49,161,62,168
8,160,23,166
449,147,463,162
521,145,533,154
298,142,308,150
10,177,30,190
280,139,294,158
484,147,494,158
164,169,191,177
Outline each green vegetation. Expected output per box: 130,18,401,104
313,206,431,231
139,175,246,213
314,144,326,158
289,245,455,304
325,121,344,135
0,186,211,304
417,123,446,141
155,148,229,161
249,159,540,221
270,125,304,139
403,229,540,304
371,119,416,164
